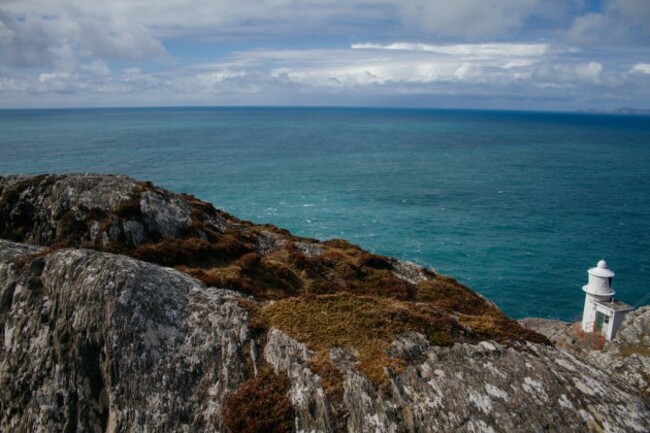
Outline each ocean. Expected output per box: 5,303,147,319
1,107,649,321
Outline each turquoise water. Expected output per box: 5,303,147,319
1,107,649,320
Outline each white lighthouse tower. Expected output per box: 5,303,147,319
581,259,633,340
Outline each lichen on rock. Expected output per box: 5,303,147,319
0,240,253,432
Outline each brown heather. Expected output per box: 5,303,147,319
222,367,293,433
260,293,461,385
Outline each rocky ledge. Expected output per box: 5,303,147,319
1,174,648,432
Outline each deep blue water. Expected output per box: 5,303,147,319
1,107,649,320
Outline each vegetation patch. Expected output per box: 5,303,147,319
133,233,254,268
222,367,293,433
458,313,549,345
417,277,500,316
260,293,461,385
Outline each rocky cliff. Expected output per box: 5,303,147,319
1,174,648,432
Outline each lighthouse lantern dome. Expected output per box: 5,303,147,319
588,259,615,278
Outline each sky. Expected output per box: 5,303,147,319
0,0,649,110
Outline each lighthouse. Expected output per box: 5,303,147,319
581,259,633,340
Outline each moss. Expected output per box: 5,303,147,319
322,238,359,251
222,367,293,433
618,343,650,358
260,293,461,386
114,198,142,219
458,314,549,345
179,256,303,299
417,276,499,316
175,265,234,287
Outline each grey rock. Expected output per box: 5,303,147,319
586,307,650,398
264,325,649,433
254,230,288,255
391,260,430,284
0,239,42,262
293,240,323,258
265,328,334,433
522,308,650,399
1,240,649,432
0,174,137,246
0,240,252,432
518,318,572,340
0,174,225,249
139,190,191,239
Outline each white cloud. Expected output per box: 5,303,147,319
0,7,165,71
81,61,111,76
533,61,603,85
0,1,648,109
352,42,550,57
630,63,650,74
2,41,649,107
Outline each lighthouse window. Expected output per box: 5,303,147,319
608,277,613,287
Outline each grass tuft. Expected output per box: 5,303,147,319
222,367,293,433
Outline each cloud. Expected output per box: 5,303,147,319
609,0,650,31
397,0,540,38
0,1,648,109
532,61,603,85
351,42,550,57
0,0,578,52
568,0,650,45
0,6,165,71
630,63,650,75
1,41,648,110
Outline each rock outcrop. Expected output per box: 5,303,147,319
586,306,650,399
0,240,253,432
1,174,649,432
522,309,650,401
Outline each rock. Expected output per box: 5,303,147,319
265,324,650,433
391,260,431,284
518,318,571,340
139,189,192,239
2,240,648,432
254,230,288,255
293,240,323,258
521,309,650,400
0,240,253,432
0,174,225,249
264,329,335,432
586,307,650,398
